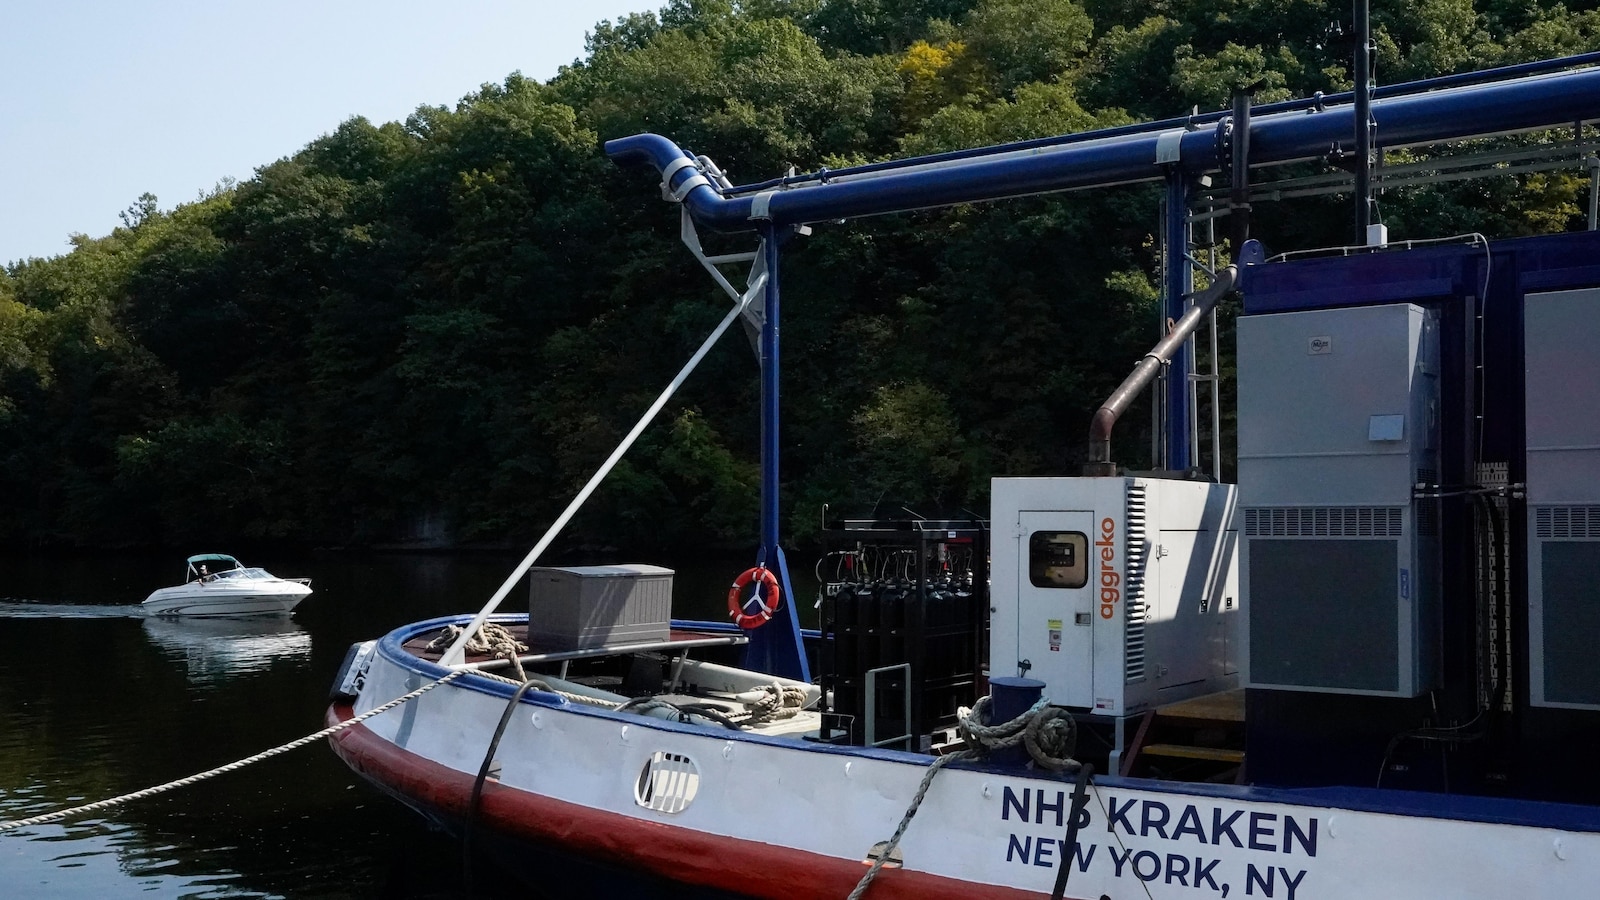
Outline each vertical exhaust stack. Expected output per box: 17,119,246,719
1231,88,1254,256
1084,266,1239,476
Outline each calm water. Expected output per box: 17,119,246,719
0,550,799,898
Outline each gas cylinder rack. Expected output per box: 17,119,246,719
816,515,988,750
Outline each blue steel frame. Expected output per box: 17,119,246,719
1164,171,1194,471
740,225,809,680
608,55,1600,680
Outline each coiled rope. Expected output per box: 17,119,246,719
427,622,529,681
956,695,1078,772
847,697,1079,899
738,681,810,725
0,669,466,834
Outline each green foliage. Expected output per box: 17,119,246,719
2,0,1596,552
801,0,980,55
851,381,967,500
1170,43,1297,108
962,0,1094,92
562,12,904,177
900,80,1121,153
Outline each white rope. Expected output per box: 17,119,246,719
1091,781,1158,900
957,696,1079,772
472,669,623,709
0,670,466,834
738,681,809,724
428,622,529,681
437,286,759,666
847,698,1081,899
846,752,963,900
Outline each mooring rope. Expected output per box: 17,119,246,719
0,669,467,834
956,696,1079,772
472,668,624,709
427,622,529,681
847,697,1080,899
739,681,810,725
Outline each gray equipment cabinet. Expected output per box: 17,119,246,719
1238,303,1441,697
1524,288,1600,709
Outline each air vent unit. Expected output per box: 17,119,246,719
1535,506,1600,539
1238,303,1440,698
1124,485,1148,683
1243,507,1403,537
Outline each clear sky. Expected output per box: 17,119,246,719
2,0,655,265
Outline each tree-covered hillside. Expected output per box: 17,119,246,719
3,0,1596,550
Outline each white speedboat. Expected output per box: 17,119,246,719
141,554,312,618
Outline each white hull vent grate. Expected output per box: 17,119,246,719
634,751,700,814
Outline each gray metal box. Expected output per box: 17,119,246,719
1237,303,1440,697
1525,288,1600,709
527,564,673,650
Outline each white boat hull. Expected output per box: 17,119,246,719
141,581,310,617
330,617,1600,900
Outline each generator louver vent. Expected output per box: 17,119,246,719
1125,484,1148,683
1535,506,1600,539
1243,507,1403,537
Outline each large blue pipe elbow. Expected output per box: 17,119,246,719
603,134,754,229
600,133,685,171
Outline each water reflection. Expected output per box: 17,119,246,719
141,616,312,683
0,600,145,618
0,549,802,898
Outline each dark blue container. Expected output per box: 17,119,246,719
986,676,1045,765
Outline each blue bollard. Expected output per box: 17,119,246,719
986,677,1045,765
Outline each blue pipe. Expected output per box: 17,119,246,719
713,51,1600,198
606,65,1600,232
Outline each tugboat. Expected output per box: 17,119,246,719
327,51,1600,898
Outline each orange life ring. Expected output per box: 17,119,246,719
727,566,781,629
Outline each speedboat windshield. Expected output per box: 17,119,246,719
212,567,271,580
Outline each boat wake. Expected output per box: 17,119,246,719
0,600,147,619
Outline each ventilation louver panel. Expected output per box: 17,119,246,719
1536,506,1600,539
1244,506,1403,537
1125,484,1148,683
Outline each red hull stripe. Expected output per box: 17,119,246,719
327,703,1070,900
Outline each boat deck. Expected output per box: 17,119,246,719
400,621,821,739
402,624,747,666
